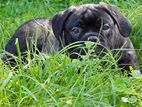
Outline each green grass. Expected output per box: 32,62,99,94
0,0,142,106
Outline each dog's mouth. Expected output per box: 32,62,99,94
68,41,106,59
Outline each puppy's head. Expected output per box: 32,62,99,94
52,3,132,58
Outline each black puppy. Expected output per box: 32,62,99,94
3,3,138,70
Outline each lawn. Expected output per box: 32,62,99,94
0,0,142,106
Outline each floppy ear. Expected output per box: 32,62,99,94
52,6,76,43
99,3,132,37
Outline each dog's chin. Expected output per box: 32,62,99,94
69,48,86,59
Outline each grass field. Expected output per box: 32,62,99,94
0,0,142,106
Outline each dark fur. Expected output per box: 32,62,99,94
3,3,138,70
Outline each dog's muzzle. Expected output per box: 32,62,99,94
69,32,104,58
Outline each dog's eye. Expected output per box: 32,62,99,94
103,24,110,30
70,27,81,37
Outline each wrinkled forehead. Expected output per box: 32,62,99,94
65,4,114,28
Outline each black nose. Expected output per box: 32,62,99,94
88,36,98,42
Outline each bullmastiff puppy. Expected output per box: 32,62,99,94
2,3,138,72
